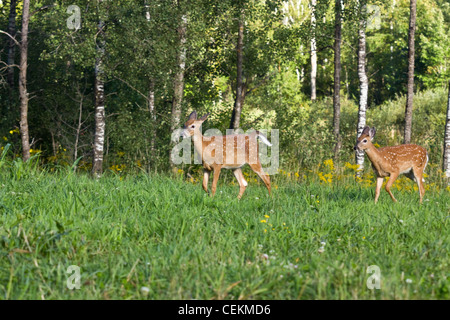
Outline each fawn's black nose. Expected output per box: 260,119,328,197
353,146,357,151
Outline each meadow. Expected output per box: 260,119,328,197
0,158,449,300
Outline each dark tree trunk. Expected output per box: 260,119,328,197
404,0,416,144
230,9,245,130
92,9,106,177
170,14,187,135
19,0,30,161
443,80,450,178
170,12,187,170
7,0,17,88
356,1,368,176
333,0,342,159
74,93,84,170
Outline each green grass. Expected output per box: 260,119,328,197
0,168,449,300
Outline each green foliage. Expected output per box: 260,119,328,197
0,0,449,174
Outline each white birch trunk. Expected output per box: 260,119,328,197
356,2,368,176
444,80,450,178
92,11,106,177
310,0,317,101
145,1,157,166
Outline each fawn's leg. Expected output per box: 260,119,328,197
211,166,222,196
202,169,211,193
385,172,399,203
374,177,384,203
413,166,425,203
233,168,247,199
249,161,271,195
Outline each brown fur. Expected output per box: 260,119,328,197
181,111,271,199
355,126,428,203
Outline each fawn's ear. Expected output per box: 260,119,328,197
360,126,370,137
369,127,376,140
188,111,197,120
199,113,210,122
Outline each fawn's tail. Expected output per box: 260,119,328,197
255,130,272,146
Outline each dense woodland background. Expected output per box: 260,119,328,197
0,0,449,177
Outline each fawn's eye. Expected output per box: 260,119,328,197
363,139,367,143
191,125,195,129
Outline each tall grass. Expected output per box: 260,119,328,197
0,160,448,300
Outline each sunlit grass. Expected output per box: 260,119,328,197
0,164,449,299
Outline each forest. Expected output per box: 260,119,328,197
1,0,449,177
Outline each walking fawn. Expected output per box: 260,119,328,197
180,111,271,199
354,126,428,203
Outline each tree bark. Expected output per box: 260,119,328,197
443,80,450,178
356,1,368,176
333,0,342,159
19,0,31,161
92,9,106,177
310,0,317,102
170,14,187,135
74,95,84,171
145,1,157,167
148,80,157,165
7,0,17,88
404,0,416,144
230,9,245,130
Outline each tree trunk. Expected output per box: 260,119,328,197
310,0,317,102
230,9,245,130
333,0,342,159
7,0,17,88
19,0,30,161
148,80,157,166
404,0,416,144
145,1,157,168
74,91,84,170
356,1,368,176
170,14,187,136
92,12,106,177
443,80,450,178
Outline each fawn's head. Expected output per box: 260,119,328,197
354,126,376,151
181,111,209,138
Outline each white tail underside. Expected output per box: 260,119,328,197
257,133,272,146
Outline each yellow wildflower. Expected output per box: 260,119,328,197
323,158,334,171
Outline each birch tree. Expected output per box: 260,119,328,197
444,80,450,178
19,0,31,161
145,0,157,164
92,1,107,177
355,0,368,175
310,0,317,102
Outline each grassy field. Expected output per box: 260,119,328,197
0,164,449,300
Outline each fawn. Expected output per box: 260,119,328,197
180,111,271,199
354,126,428,203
